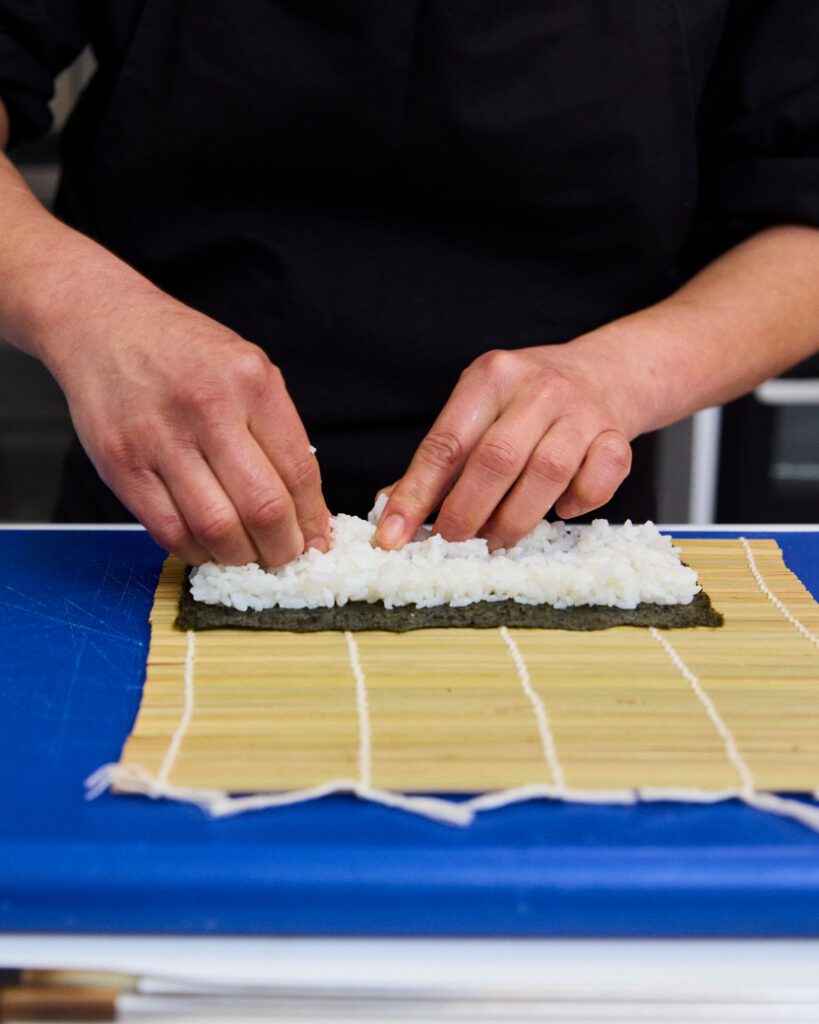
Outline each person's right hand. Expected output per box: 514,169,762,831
0,124,327,568
45,284,330,567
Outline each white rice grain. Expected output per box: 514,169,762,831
190,513,699,612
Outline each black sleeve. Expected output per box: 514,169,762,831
0,1,88,148
685,0,819,272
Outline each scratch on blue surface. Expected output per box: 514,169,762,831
2,584,53,610
61,597,140,646
87,635,144,673
105,560,155,603
111,561,135,610
0,586,64,634
3,529,819,938
49,633,88,766
0,585,140,647
61,594,79,647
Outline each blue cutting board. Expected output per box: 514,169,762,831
1,527,818,936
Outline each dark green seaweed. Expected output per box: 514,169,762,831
176,570,723,633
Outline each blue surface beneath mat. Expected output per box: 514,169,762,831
1,528,819,937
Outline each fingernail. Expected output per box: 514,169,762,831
376,513,407,548
482,531,505,552
306,536,328,554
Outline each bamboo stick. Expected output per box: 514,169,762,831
118,538,819,796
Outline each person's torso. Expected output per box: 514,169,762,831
57,0,729,514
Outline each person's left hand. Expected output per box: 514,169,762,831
374,342,637,551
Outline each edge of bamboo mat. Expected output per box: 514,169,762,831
112,536,819,802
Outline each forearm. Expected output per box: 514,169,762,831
572,225,819,437
0,148,69,360
0,100,161,379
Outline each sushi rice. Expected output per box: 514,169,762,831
190,504,699,613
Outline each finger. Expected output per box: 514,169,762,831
113,468,211,565
479,419,593,550
158,449,259,566
203,426,306,567
554,430,632,520
375,482,398,503
432,403,551,542
271,444,330,554
249,380,331,551
374,379,501,549
368,483,398,527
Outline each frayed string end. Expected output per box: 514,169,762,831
85,766,819,833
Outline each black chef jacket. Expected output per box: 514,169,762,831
1,1,818,521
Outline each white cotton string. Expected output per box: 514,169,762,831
84,598,819,832
87,628,473,827
84,764,474,825
345,631,372,790
499,626,566,795
86,761,819,832
465,784,636,814
337,632,476,823
639,786,736,804
157,629,196,785
649,626,755,798
641,785,819,830
356,786,473,826
740,536,819,650
742,790,819,832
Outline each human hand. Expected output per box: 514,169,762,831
375,343,636,551
45,285,329,566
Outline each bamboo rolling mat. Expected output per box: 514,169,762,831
90,538,819,828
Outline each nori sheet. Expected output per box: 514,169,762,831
176,570,724,633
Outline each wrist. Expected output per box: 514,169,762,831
4,215,159,383
565,301,713,438
1,213,96,367
559,320,662,439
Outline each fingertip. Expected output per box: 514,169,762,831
299,505,332,549
555,499,581,520
429,500,478,543
145,520,211,566
256,520,306,569
375,510,411,550
481,530,507,553
174,543,212,567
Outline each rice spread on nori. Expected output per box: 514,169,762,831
176,575,723,632
177,513,723,632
